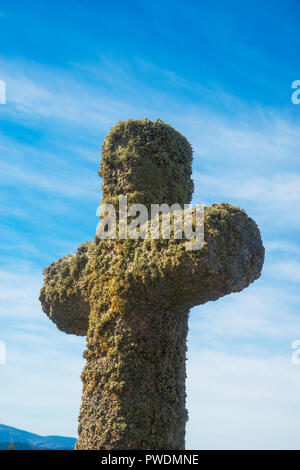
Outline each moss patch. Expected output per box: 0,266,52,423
40,119,264,450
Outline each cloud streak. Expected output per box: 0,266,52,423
187,350,300,449
1,51,300,448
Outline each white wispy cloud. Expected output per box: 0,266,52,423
187,350,300,449
0,132,99,201
1,52,300,447
0,267,43,320
266,260,300,283
0,57,140,132
1,54,299,231
194,172,300,206
190,280,300,346
265,240,300,255
0,159,98,200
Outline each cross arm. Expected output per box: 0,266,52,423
39,242,91,336
174,203,264,307
135,203,264,309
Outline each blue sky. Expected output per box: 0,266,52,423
0,0,300,449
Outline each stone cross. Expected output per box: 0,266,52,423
40,119,264,450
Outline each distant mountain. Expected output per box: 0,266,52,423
0,424,76,450
0,442,40,450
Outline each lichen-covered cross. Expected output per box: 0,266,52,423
40,119,264,450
